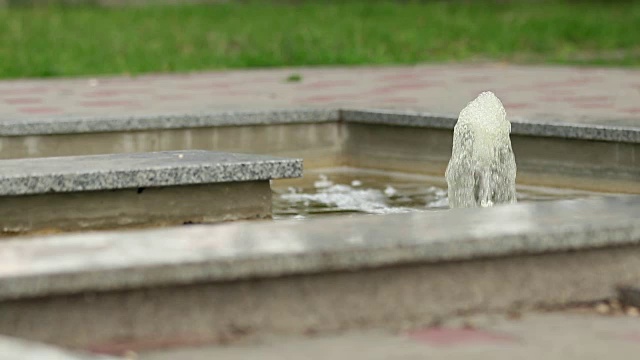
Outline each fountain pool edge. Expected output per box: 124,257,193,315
1,195,639,301
0,195,639,349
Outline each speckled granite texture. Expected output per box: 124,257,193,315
1,107,637,143
0,195,638,300
342,109,640,144
0,150,302,196
0,108,339,136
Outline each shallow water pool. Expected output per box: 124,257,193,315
272,168,601,220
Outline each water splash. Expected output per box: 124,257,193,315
273,171,594,219
280,183,413,215
314,174,334,188
445,91,517,208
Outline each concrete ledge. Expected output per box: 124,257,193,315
0,123,343,171
344,122,640,193
0,181,272,235
342,108,640,144
5,246,640,353
0,108,339,136
0,335,119,360
0,195,638,301
1,107,639,144
0,150,301,196
0,150,301,234
0,196,639,350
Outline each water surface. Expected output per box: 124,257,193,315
272,168,599,220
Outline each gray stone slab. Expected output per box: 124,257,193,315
342,109,640,144
0,108,339,136
2,106,639,145
0,150,302,196
0,195,638,301
0,335,119,360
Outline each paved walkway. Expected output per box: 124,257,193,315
1,64,639,127
140,310,640,360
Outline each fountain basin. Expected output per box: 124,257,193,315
0,195,638,352
0,107,639,354
0,108,637,193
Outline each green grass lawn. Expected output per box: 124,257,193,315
1,1,639,78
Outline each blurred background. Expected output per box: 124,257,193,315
0,0,638,79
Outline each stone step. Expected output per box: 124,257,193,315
0,195,638,354
0,150,302,235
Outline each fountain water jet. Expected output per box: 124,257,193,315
445,91,517,208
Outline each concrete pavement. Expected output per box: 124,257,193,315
140,310,640,360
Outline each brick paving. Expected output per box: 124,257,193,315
0,63,639,127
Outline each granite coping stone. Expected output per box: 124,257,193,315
341,109,640,144
0,195,639,301
0,107,639,144
0,108,340,136
0,150,302,196
0,335,120,359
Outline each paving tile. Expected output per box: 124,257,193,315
0,64,638,127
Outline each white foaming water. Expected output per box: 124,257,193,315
445,91,517,208
314,174,334,189
273,171,593,219
280,184,413,215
